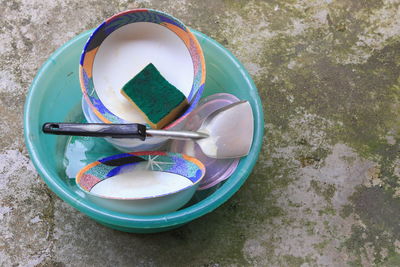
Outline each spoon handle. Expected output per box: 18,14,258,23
146,129,208,140
42,122,147,140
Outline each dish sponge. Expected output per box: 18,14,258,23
121,63,188,129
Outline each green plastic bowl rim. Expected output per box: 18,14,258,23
24,29,264,229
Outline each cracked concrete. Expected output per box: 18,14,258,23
1,0,400,266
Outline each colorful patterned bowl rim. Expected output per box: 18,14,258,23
76,151,205,200
79,8,206,129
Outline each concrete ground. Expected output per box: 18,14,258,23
1,0,400,266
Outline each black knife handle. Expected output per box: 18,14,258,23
42,122,147,140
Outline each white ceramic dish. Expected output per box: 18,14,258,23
92,22,194,123
80,9,206,127
76,151,205,215
79,9,206,151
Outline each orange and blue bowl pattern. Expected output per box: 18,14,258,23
79,9,206,129
76,151,205,199
75,151,206,215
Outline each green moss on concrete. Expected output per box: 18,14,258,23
3,0,400,265
304,220,317,235
260,34,400,150
344,223,397,265
297,147,331,168
351,187,400,238
215,1,400,264
310,180,337,204
318,206,336,216
30,185,56,242
344,187,400,264
232,156,288,224
36,260,66,267
251,6,400,264
340,204,354,219
379,254,400,267
282,254,314,267
313,240,330,254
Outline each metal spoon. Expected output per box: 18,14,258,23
42,101,253,159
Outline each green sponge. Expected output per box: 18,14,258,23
121,63,188,129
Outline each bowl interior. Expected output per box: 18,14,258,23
24,29,263,233
92,22,194,124
76,152,205,199
80,9,205,125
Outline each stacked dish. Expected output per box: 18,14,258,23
24,8,264,233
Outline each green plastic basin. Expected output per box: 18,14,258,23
24,29,264,233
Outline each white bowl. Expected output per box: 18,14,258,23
76,151,205,215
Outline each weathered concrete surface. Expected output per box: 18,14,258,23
1,0,400,266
